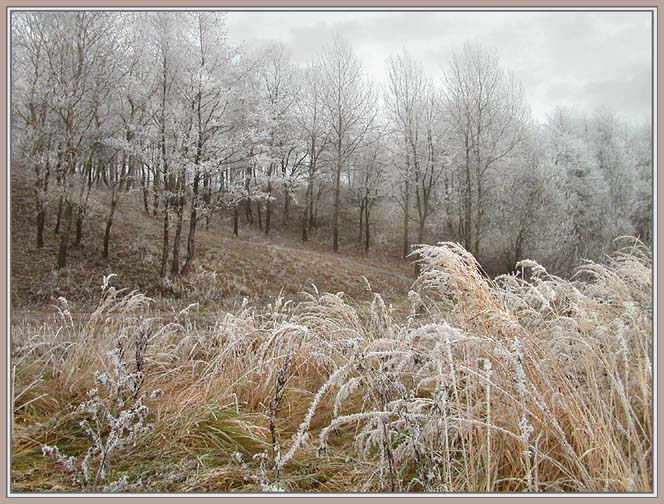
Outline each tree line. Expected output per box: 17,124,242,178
11,11,653,279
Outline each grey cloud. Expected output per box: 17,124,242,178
226,10,652,123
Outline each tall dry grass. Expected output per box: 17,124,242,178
11,240,652,493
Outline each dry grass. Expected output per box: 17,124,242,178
10,239,652,493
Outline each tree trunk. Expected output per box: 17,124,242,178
313,183,323,230
152,169,160,217
56,201,73,270
117,158,127,192
257,200,263,232
35,198,45,249
75,160,93,247
54,196,63,235
474,175,482,258
415,218,426,276
417,220,425,246
171,181,184,276
402,180,410,259
34,175,45,249
245,158,254,226
101,164,109,186
141,164,150,214
301,208,308,242
265,196,271,235
203,173,211,230
75,213,83,246
245,197,254,225
159,50,169,276
333,145,342,252
265,165,272,235
309,187,316,230
233,205,239,236
473,122,483,258
103,190,118,259
513,228,525,268
464,140,472,253
126,157,134,191
181,171,200,276
160,205,169,277
358,199,365,244
364,204,371,254
302,173,311,242
283,188,290,225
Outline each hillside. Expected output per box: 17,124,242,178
10,170,415,313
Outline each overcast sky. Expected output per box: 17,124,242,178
226,10,652,125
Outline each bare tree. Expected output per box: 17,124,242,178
10,11,651,287
319,35,377,252
351,138,385,253
23,12,119,269
442,43,530,257
385,50,447,266
296,61,330,242
102,149,128,259
12,12,54,249
143,12,181,277
257,44,300,236
180,12,236,275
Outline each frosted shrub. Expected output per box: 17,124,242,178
42,346,161,492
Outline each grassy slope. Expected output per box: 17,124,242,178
10,169,415,313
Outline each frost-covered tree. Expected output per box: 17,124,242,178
319,35,377,252
9,12,652,280
257,44,303,235
442,43,530,258
296,61,330,242
349,133,386,253
385,50,448,265
543,108,613,266
178,12,238,275
587,110,638,240
628,123,653,244
12,12,120,268
493,132,568,271
12,12,56,250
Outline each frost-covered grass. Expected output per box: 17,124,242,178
11,239,652,493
